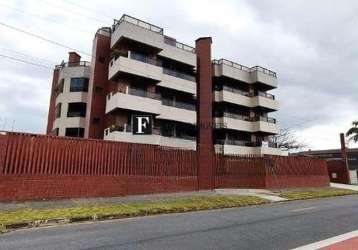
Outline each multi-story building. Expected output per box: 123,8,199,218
46,14,283,155
47,52,91,137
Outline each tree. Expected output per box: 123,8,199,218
270,128,306,152
346,121,358,143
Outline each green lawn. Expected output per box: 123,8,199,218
0,195,267,230
279,188,358,200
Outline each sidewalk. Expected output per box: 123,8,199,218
0,188,289,212
330,182,358,191
0,191,214,212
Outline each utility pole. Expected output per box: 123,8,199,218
340,133,351,184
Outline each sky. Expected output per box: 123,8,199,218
0,0,357,150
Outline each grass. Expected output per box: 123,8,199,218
0,195,267,230
279,188,358,200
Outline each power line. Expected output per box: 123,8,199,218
0,47,58,65
38,0,109,24
0,21,92,57
62,0,114,21
0,54,53,69
0,2,94,36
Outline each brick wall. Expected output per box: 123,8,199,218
0,132,330,201
327,160,349,184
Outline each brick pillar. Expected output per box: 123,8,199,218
68,52,81,64
196,37,214,190
46,68,60,134
85,27,117,139
340,133,351,184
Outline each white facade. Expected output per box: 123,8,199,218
106,90,196,125
103,15,284,156
53,64,91,136
104,130,196,150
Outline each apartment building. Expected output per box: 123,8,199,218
47,52,90,137
46,14,283,155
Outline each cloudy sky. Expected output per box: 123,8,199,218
0,0,357,150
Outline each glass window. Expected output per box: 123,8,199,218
67,102,86,117
65,128,84,138
58,79,64,93
70,78,89,92
55,103,61,118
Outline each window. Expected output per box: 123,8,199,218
67,102,86,117
65,128,84,138
53,128,59,136
58,79,64,93
55,103,61,118
161,123,175,137
70,78,89,92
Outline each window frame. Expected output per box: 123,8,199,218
67,102,87,117
69,78,89,92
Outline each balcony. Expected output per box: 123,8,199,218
111,15,164,50
215,114,279,134
214,87,279,111
214,139,284,155
213,59,277,89
108,51,162,81
159,68,196,94
106,88,161,114
157,99,196,124
53,117,86,131
158,36,196,66
103,126,196,150
105,88,197,124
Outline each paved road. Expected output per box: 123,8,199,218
1,195,358,250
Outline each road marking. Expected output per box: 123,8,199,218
292,230,358,250
290,206,316,212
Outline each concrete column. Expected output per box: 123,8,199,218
196,37,214,190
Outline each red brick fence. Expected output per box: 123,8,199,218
0,132,329,201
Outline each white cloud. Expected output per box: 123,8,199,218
0,0,357,150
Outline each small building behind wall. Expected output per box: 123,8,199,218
295,148,358,184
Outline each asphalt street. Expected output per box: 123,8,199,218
1,195,358,250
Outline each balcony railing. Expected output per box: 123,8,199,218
222,85,250,96
252,116,277,124
216,139,278,148
127,87,160,100
104,125,196,141
257,91,275,100
222,112,250,121
219,113,276,124
55,61,90,69
215,139,262,147
107,87,160,101
212,59,277,77
163,68,196,82
219,86,276,100
162,98,196,111
164,36,196,53
130,51,162,67
113,14,163,34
